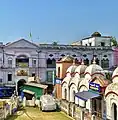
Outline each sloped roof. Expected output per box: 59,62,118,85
91,77,109,87
5,39,39,48
24,83,48,89
60,55,74,62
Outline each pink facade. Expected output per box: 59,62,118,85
114,48,118,66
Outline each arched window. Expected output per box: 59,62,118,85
101,58,109,68
72,54,76,57
91,57,99,65
96,58,99,65
58,67,60,78
73,91,75,103
64,89,67,100
32,59,36,67
47,58,56,68
84,58,89,65
49,54,53,57
112,103,117,120
61,54,65,57
8,58,12,68
16,55,29,67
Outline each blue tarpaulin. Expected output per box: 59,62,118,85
75,91,100,101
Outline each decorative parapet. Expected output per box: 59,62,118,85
39,44,112,50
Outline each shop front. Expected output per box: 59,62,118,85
75,80,107,120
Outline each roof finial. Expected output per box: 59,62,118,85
73,59,75,65
93,57,96,64
81,59,84,65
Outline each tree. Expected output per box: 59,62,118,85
111,37,117,46
52,41,58,45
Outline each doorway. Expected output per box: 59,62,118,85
17,79,26,95
112,103,117,120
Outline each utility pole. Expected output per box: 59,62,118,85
36,50,42,83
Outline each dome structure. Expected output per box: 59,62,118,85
105,82,118,97
69,61,87,89
91,32,101,37
62,76,71,85
112,67,118,83
66,65,77,76
62,62,77,84
74,62,87,78
84,59,105,80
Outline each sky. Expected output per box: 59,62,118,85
0,0,118,44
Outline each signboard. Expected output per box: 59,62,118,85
89,82,100,92
56,79,62,84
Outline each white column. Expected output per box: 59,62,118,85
16,81,18,96
81,110,84,120
29,58,32,67
23,97,26,107
9,104,12,115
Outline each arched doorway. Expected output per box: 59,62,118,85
17,79,26,95
64,89,67,100
112,103,117,120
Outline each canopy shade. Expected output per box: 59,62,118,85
75,91,100,101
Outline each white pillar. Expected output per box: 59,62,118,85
81,110,84,120
32,97,35,106
29,58,32,67
23,97,26,107
10,104,12,115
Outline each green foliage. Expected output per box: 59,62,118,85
52,41,58,45
111,37,117,46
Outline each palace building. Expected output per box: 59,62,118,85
0,32,114,95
